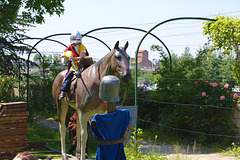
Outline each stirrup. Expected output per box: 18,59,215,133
59,93,66,99
69,94,75,103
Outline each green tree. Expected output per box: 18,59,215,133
0,0,65,75
203,16,240,81
0,0,65,34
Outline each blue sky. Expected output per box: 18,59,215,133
25,0,240,61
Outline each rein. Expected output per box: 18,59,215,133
121,82,129,106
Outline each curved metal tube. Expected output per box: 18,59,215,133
134,17,216,140
83,26,172,68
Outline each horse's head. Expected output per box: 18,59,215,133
110,41,132,83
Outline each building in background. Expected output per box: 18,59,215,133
131,50,158,72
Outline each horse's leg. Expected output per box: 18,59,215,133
76,110,81,159
76,110,88,160
59,101,69,160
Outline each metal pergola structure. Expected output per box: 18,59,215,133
15,16,216,141
24,26,173,110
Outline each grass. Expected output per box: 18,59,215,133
27,120,240,160
27,121,98,159
28,122,167,159
224,142,240,158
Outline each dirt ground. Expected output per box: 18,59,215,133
36,116,238,160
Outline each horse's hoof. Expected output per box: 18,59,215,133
76,151,81,159
85,153,88,159
62,155,69,160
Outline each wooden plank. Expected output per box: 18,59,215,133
0,123,28,129
0,155,16,160
0,135,27,141
0,139,28,145
0,112,29,117
2,106,26,111
1,108,28,114
0,127,28,133
0,116,28,121
0,130,29,136
30,150,55,154
0,141,28,149
28,141,47,150
1,102,27,107
0,143,28,149
0,119,27,125
0,146,25,152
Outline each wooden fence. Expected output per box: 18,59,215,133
0,102,29,159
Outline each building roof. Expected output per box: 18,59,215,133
131,59,143,64
138,50,147,53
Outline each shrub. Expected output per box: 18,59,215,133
0,75,17,102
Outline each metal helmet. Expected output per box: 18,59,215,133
70,31,82,44
99,76,120,102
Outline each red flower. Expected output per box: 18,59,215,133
148,119,152,121
141,95,143,98
233,93,238,99
224,83,229,89
212,83,217,87
195,81,197,84
220,96,225,100
144,91,148,94
202,92,206,97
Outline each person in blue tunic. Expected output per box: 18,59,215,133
91,76,131,160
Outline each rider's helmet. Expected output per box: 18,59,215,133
99,76,120,102
70,31,82,44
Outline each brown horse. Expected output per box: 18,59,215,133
52,41,131,160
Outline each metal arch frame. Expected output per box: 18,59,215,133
21,17,215,113
26,34,70,109
25,33,113,109
24,29,170,109
83,35,111,51
14,41,46,98
83,26,172,69
134,17,216,140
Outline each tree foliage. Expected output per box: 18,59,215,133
0,0,65,75
0,0,65,34
203,16,240,81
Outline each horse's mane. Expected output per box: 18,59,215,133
94,49,115,67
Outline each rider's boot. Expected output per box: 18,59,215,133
59,91,66,99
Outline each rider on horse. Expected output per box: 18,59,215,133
59,31,89,99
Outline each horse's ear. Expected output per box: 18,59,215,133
114,41,119,50
124,41,129,50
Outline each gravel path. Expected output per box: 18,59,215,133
35,116,238,160
138,141,238,160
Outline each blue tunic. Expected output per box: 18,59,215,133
91,109,131,160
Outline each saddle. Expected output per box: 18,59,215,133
69,57,94,102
